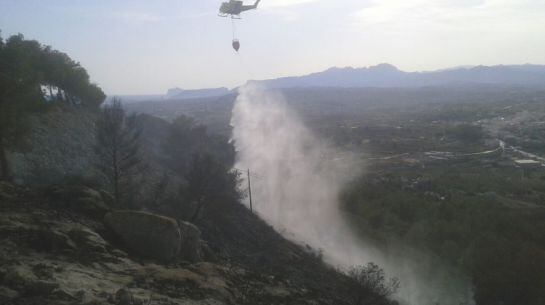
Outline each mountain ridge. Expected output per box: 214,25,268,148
124,64,545,103
165,87,230,100
247,63,545,89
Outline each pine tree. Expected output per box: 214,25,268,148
183,153,241,222
94,98,143,207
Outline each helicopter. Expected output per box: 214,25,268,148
219,0,262,52
219,0,261,18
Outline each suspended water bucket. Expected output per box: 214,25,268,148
232,39,240,52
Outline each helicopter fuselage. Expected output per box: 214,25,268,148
219,0,259,17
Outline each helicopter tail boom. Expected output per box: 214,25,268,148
241,0,261,12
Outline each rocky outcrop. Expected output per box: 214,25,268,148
104,211,181,262
0,198,232,305
46,185,111,218
103,211,209,263
179,221,203,262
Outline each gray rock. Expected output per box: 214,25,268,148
2,265,59,296
68,226,108,254
31,227,77,253
104,211,181,261
114,287,134,305
0,286,19,302
47,185,110,217
179,221,203,262
264,286,291,298
25,280,59,295
3,265,38,289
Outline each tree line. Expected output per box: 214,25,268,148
94,98,241,222
0,33,105,180
0,33,241,223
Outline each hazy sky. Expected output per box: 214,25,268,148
1,0,544,94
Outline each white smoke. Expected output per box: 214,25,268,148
230,84,474,305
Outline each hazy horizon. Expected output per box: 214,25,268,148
109,62,544,96
2,0,545,95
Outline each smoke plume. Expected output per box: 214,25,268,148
230,84,474,305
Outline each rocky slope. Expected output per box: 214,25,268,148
0,182,386,305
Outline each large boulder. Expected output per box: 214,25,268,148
179,221,203,262
104,211,181,261
68,226,113,261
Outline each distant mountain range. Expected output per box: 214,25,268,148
165,87,230,100
114,64,545,103
248,63,545,89
108,87,232,104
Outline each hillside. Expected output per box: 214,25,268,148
0,99,396,305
